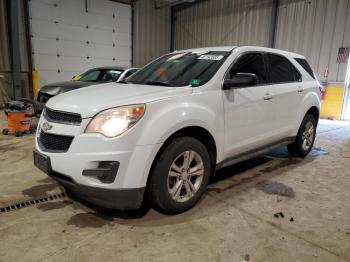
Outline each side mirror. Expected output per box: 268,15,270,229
223,73,258,89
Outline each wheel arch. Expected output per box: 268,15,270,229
295,91,321,134
145,126,217,191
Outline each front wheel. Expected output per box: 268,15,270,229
148,137,211,214
287,114,317,157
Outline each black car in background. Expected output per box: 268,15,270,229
36,66,138,110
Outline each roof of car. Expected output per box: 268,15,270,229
176,46,237,53
175,46,305,59
90,66,136,71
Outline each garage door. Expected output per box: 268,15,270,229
28,0,131,88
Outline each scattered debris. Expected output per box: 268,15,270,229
274,212,284,218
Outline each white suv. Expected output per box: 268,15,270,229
34,46,320,214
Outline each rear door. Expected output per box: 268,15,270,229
223,52,276,159
265,53,302,139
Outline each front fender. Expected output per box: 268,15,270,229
129,92,225,162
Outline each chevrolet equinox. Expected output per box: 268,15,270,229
34,46,321,214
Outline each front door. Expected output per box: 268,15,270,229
223,52,276,159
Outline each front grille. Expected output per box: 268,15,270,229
39,131,74,152
37,92,54,103
44,108,82,125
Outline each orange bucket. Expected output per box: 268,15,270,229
2,99,37,136
5,111,32,133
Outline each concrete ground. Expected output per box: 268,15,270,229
0,113,350,262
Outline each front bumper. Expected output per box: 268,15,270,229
34,150,145,210
52,171,145,210
34,113,162,210
35,114,161,189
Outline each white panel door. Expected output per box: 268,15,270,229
29,0,131,87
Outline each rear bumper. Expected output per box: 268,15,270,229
49,170,145,210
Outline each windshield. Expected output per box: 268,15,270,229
77,69,124,82
127,51,230,87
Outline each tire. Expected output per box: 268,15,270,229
2,129,9,135
287,114,317,158
148,136,211,215
14,131,22,137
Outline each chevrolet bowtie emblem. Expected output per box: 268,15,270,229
42,122,53,132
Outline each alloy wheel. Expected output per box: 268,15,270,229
301,121,315,151
167,150,204,202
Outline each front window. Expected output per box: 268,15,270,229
127,51,230,87
77,69,124,82
229,53,268,84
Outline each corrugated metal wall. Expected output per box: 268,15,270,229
132,0,350,82
275,0,350,82
132,0,171,67
173,0,274,50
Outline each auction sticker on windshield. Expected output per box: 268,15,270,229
198,55,224,60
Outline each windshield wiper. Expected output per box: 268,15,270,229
145,80,173,86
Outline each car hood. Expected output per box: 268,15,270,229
46,82,192,118
39,81,97,95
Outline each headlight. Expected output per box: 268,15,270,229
85,104,145,137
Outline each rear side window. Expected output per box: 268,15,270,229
295,58,316,79
267,54,301,83
229,53,268,84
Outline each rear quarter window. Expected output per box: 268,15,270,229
295,58,316,79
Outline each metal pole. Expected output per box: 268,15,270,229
170,6,175,52
9,0,22,99
269,0,279,48
131,0,134,66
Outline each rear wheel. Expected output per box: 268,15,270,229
148,137,211,214
287,114,316,157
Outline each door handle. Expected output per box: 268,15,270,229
297,86,305,93
264,93,273,101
